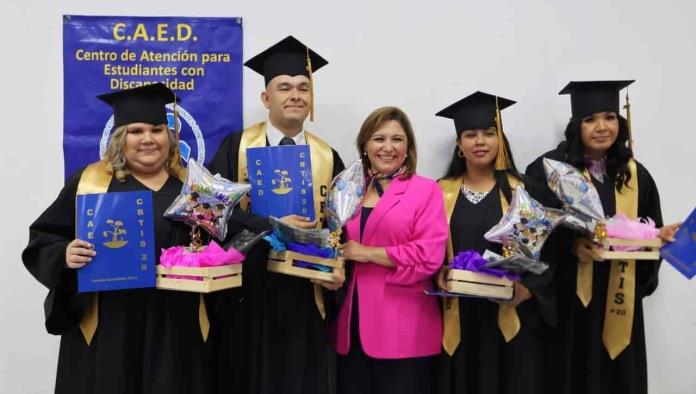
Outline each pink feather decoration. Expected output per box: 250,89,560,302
160,241,244,280
606,214,660,251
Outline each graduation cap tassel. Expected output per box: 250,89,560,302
306,46,315,122
624,90,634,152
170,92,185,175
494,96,510,171
172,92,179,134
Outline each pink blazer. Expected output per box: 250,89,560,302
334,174,447,359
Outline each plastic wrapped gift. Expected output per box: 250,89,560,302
262,163,364,281
325,161,365,247
445,250,516,300
543,158,661,260
159,159,257,292
164,159,250,240
483,185,564,270
264,218,344,281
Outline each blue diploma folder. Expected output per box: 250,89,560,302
660,207,696,279
246,145,315,220
76,191,156,292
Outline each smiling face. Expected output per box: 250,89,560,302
365,120,409,174
261,74,311,132
122,122,170,175
457,127,499,170
579,111,619,158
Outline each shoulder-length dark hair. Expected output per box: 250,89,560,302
442,130,522,203
356,106,417,178
560,114,633,191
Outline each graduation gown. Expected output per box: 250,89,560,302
435,180,559,394
207,128,344,394
22,170,210,394
525,146,662,394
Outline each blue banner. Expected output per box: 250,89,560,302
76,191,156,292
247,146,315,221
63,15,243,179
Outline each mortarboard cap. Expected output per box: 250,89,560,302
244,35,328,86
437,91,516,170
97,83,178,128
559,80,634,120
436,91,516,135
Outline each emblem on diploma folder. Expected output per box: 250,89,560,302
101,219,128,249
76,191,156,292
271,169,294,195
246,145,315,220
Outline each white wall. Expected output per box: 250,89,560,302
1,1,694,392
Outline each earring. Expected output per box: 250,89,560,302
363,151,367,156
457,148,464,158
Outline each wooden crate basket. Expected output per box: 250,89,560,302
446,269,514,300
156,264,242,293
267,250,344,281
600,238,662,261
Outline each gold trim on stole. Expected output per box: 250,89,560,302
75,160,209,344
237,123,335,318
237,122,268,210
575,160,639,359
603,160,639,359
440,175,523,355
576,169,596,307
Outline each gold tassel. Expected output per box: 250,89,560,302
623,89,634,152
494,96,509,171
170,92,185,178
306,46,315,122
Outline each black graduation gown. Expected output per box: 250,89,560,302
207,130,345,394
526,147,663,394
22,171,210,394
436,182,559,394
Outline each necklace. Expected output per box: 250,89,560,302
460,183,492,204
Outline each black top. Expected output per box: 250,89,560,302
450,184,503,256
359,207,373,242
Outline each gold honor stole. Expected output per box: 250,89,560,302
576,159,639,360
75,160,211,345
237,122,335,318
440,175,523,355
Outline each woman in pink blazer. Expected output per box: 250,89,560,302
334,106,448,394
